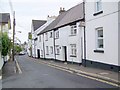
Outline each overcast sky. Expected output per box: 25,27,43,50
0,0,83,43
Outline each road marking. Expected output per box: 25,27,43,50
29,58,120,87
15,59,22,74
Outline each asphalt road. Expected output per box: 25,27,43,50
2,55,118,88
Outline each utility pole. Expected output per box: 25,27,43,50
12,11,15,61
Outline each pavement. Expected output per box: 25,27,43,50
2,55,120,88
28,57,120,86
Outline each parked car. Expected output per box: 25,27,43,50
19,51,25,55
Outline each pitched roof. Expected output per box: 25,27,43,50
38,12,67,34
55,3,84,28
39,2,84,35
32,20,46,31
0,13,10,23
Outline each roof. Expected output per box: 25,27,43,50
39,2,84,35
38,12,67,35
32,20,46,31
0,13,10,23
55,3,84,28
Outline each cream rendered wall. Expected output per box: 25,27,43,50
85,1,119,66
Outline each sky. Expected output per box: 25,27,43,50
0,0,83,44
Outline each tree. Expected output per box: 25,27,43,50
14,45,22,54
1,32,11,56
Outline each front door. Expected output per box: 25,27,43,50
63,46,67,62
37,49,40,58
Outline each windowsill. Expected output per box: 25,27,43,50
45,40,48,41
46,54,49,55
55,54,60,55
70,55,77,57
69,34,77,37
93,11,103,16
55,38,59,40
94,50,104,53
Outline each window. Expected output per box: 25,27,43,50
95,0,102,12
39,35,41,42
55,31,59,39
70,44,77,57
55,45,60,55
50,46,53,54
96,27,104,49
50,32,53,38
41,50,43,57
45,32,48,41
71,25,77,36
46,46,49,55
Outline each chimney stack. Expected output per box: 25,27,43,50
59,7,65,14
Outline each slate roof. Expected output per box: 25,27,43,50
38,2,84,35
32,20,46,31
38,12,67,35
0,13,10,23
55,3,84,28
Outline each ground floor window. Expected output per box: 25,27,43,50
55,45,60,55
46,46,49,55
70,44,77,57
50,46,53,54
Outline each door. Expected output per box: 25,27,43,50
63,46,67,62
37,49,40,58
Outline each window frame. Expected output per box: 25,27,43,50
70,44,77,57
70,25,77,36
95,0,102,13
55,45,60,55
50,46,53,54
50,32,53,38
95,27,104,51
45,32,48,41
46,46,49,55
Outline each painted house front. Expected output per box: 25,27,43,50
38,3,85,64
85,0,120,71
37,16,56,59
31,20,46,58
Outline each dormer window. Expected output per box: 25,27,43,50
71,25,77,36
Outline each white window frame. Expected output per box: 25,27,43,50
55,31,59,39
45,32,48,41
50,32,53,38
71,25,77,36
55,45,60,55
70,44,77,57
50,46,53,54
96,27,104,50
95,0,102,12
46,46,49,55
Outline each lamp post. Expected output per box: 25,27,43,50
12,11,15,61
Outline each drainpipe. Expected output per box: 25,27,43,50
83,1,86,67
53,30,56,61
43,34,45,59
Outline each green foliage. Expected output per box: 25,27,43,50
28,33,32,39
14,45,22,53
1,32,11,56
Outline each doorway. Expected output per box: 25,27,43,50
37,49,40,58
63,46,67,62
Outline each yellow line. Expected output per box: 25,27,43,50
30,59,120,87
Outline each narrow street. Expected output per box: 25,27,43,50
2,55,118,88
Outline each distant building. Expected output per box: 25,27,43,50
31,20,46,58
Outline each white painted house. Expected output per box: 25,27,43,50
36,16,56,59
85,0,120,71
38,3,85,64
31,20,46,58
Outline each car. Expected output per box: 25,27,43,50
19,51,25,55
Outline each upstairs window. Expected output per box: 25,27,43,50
71,25,77,36
50,46,53,54
45,32,48,41
95,0,102,12
96,27,104,50
55,31,59,39
50,32,53,38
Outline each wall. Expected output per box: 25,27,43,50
85,2,119,66
118,1,120,66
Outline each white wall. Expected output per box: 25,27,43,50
55,22,84,63
44,30,55,59
85,1,119,66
